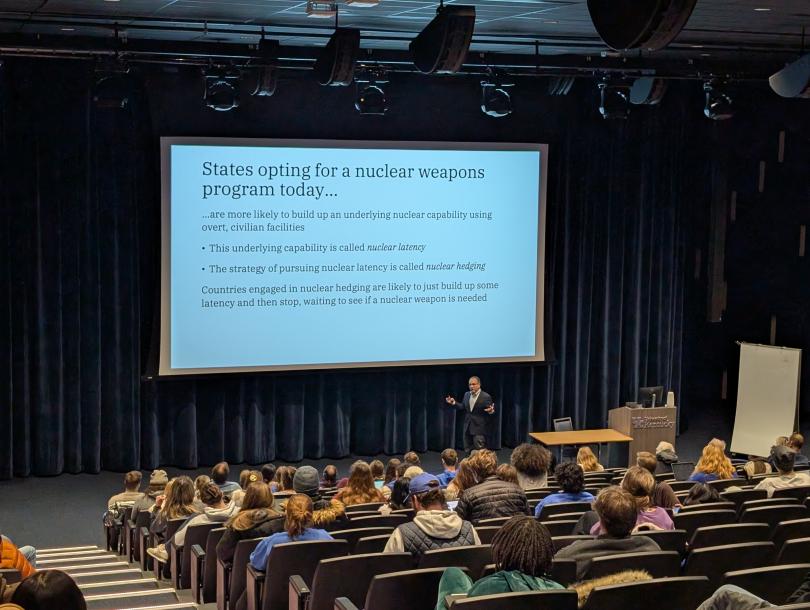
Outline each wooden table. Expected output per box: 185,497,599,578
529,429,633,462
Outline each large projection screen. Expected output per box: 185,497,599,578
159,138,548,375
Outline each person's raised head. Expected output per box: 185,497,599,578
11,570,87,610
789,433,805,451
163,476,195,517
148,469,168,493
348,460,376,492
635,452,658,475
554,462,585,494
275,466,296,491
370,460,385,479
194,475,211,497
510,443,551,478
452,458,478,492
772,445,797,474
396,462,410,478
390,477,411,510
211,462,230,485
124,470,142,491
261,463,277,484
775,436,790,447
491,516,553,577
384,459,401,484
468,448,498,479
322,465,338,486
441,448,459,469
403,451,421,467
284,494,314,538
241,481,274,510
407,473,446,511
238,469,260,490
577,446,601,472
496,464,518,485
695,442,735,479
227,481,276,530
594,486,638,538
293,465,321,497
200,482,225,507
468,376,481,392
621,466,655,510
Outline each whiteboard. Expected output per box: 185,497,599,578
731,343,801,457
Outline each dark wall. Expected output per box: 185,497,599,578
2,57,804,478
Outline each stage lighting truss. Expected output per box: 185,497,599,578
703,81,733,120
480,72,514,118
355,69,389,115
204,67,241,112
306,1,337,18
598,78,630,119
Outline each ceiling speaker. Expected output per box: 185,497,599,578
314,28,360,86
410,5,476,74
770,53,810,98
587,0,698,52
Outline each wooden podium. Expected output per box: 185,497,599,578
608,406,677,467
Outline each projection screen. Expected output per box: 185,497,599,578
159,138,548,375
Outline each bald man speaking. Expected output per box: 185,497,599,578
445,376,496,452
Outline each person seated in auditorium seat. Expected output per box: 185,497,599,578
636,452,679,509
655,441,679,475
380,458,401,500
496,464,519,485
11,570,86,610
510,443,551,490
437,448,459,488
149,476,199,542
216,482,284,564
0,535,36,580
755,445,810,498
107,470,144,509
696,568,810,610
767,436,790,471
261,463,278,491
370,460,386,489
591,467,673,534
131,469,168,520
379,477,412,515
577,447,605,472
742,456,773,480
435,516,563,610
335,461,386,506
445,458,477,502
534,462,594,518
682,483,722,506
456,449,529,523
193,475,211,511
231,470,261,507
555,486,661,580
320,464,338,489
271,466,297,512
212,462,241,497
292,466,350,531
689,441,737,483
404,451,422,468
789,433,809,468
147,481,239,562
384,473,479,558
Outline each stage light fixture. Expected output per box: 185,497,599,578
93,60,132,109
250,38,279,97
306,1,337,18
355,84,387,115
703,82,733,120
410,4,476,74
480,74,514,118
314,28,361,86
630,77,667,105
598,79,630,119
587,0,698,51
548,76,575,96
204,68,241,112
769,52,810,98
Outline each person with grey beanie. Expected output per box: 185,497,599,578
293,466,350,531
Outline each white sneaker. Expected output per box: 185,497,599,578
146,544,168,562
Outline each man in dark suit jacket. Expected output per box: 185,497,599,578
445,376,496,452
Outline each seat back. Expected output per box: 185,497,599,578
354,535,391,555
348,514,408,529
740,505,809,532
553,417,573,432
721,488,768,509
587,551,680,579
552,535,593,553
777,537,810,564
451,590,578,610
672,509,736,538
417,545,492,580
689,523,770,550
631,530,687,554
543,520,579,537
363,568,456,610
0,569,20,584
202,527,226,603
308,552,412,610
345,502,385,513
772,518,810,552
742,497,800,512
229,537,262,609
677,501,735,513
549,558,577,586
180,522,219,589
582,576,712,610
773,486,810,502
723,564,810,606
538,502,593,521
329,527,394,552
476,517,511,527
261,539,349,610
474,527,500,545
706,478,741,492
683,542,777,587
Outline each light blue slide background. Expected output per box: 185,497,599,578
169,144,541,370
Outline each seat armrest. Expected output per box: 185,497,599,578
190,545,205,604
246,564,266,610
289,574,310,610
334,597,360,610
139,526,151,571
216,558,231,610
170,544,182,587
445,594,468,608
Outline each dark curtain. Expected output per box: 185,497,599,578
1,60,702,478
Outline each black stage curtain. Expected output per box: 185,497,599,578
0,60,706,478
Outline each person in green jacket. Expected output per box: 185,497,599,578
435,515,563,610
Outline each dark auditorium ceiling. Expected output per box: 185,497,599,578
0,0,806,70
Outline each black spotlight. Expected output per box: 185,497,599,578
587,0,698,52
703,82,733,120
598,79,630,119
93,71,132,109
355,83,388,115
769,52,810,98
630,77,667,105
204,68,241,112
480,77,513,118
410,4,476,74
315,28,361,86
251,38,279,97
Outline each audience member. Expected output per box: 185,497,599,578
534,462,594,518
403,464,425,479
211,462,241,496
383,473,479,557
380,458,401,500
379,477,411,514
496,464,519,485
321,464,338,488
755,445,810,498
577,446,604,472
335,461,386,506
591,466,673,533
789,433,809,467
216,482,283,564
149,476,198,541
107,471,144,509
636,451,679,508
11,570,86,610
435,516,563,610
742,456,772,480
510,443,551,490
131,469,168,520
555,486,660,580
231,470,261,506
445,458,477,501
404,451,421,467
682,483,722,506
767,436,791,471
274,465,296,492
571,570,654,607
689,442,736,483
437,448,458,487
370,460,385,488
292,466,350,530
456,449,528,522
696,569,810,609
193,475,211,511
0,535,36,580
261,463,277,487
655,441,679,474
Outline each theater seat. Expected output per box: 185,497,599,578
418,545,492,579
329,527,395,553
722,564,810,605
683,542,776,587
581,576,712,610
773,520,810,553
777,538,810,564
334,567,455,610
631,530,687,554
448,589,578,610
587,551,680,579
689,523,770,550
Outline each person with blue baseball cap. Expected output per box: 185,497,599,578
383,473,480,558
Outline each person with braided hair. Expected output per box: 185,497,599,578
434,516,563,610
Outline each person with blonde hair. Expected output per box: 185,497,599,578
690,442,737,483
445,458,477,501
591,466,673,533
335,461,385,506
217,482,283,564
231,470,262,506
149,476,198,541
577,447,604,472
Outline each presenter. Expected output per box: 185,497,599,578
445,376,496,452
